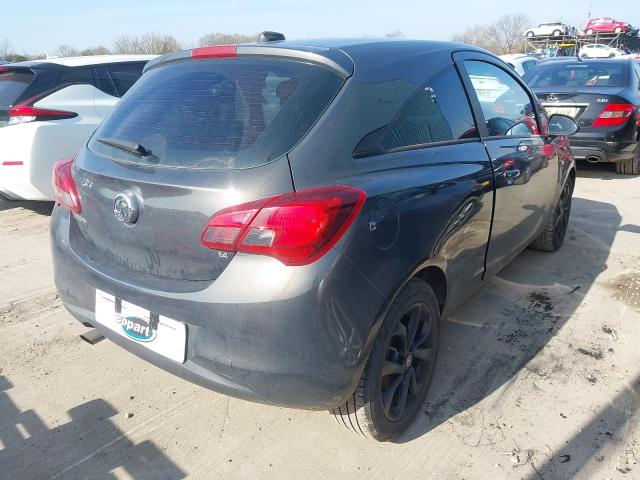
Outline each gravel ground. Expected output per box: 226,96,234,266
0,162,639,480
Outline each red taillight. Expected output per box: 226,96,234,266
52,157,81,213
191,45,237,59
592,103,634,127
200,186,366,266
8,104,77,126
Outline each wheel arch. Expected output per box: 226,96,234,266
414,266,447,313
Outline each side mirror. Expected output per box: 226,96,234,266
547,114,580,136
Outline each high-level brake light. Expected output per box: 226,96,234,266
191,45,237,59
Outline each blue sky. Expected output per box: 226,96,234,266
3,0,637,54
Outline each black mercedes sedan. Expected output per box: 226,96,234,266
524,58,640,174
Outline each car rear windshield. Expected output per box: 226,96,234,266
89,57,345,169
0,69,34,106
525,62,628,88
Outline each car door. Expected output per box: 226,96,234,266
454,51,559,277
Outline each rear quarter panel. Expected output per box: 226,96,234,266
288,47,495,319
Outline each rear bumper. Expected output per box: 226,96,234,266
0,121,96,201
51,207,388,410
569,138,637,163
0,167,46,200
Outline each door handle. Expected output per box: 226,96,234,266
498,144,530,152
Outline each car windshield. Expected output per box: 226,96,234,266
525,63,627,88
0,69,34,107
89,57,344,169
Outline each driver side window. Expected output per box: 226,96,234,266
465,60,539,138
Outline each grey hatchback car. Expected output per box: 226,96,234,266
51,37,578,441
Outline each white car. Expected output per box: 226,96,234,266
499,54,541,76
578,44,619,59
0,55,154,201
524,23,569,38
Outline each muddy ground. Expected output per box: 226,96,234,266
0,162,639,480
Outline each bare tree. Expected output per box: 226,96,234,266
384,30,406,39
113,35,141,54
452,13,529,54
1,39,10,59
198,33,259,46
493,14,530,54
452,24,500,53
113,32,182,55
80,46,111,56
57,45,79,57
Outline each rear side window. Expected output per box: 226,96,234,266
59,67,95,87
106,63,145,97
525,62,628,88
380,65,479,151
93,66,117,96
90,58,344,169
0,69,34,106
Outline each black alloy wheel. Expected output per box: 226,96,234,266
530,175,574,252
380,303,436,422
333,279,440,441
553,177,573,245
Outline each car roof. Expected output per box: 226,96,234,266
500,54,535,60
253,37,474,53
537,57,632,65
147,38,483,76
6,54,156,68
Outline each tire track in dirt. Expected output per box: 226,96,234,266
0,290,61,326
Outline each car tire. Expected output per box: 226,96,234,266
580,54,588,59
609,53,616,58
615,27,622,33
553,30,562,37
530,175,574,252
332,278,440,442
615,152,640,175
586,29,594,35
526,31,535,37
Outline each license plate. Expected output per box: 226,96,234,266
95,290,187,363
544,106,580,118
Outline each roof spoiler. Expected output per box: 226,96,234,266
143,43,353,77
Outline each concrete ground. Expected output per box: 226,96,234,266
0,162,638,480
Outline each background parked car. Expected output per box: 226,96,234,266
584,17,630,35
499,54,541,76
579,43,619,59
51,38,578,442
524,23,569,38
0,55,154,201
524,58,640,174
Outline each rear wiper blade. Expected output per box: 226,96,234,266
97,138,158,162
